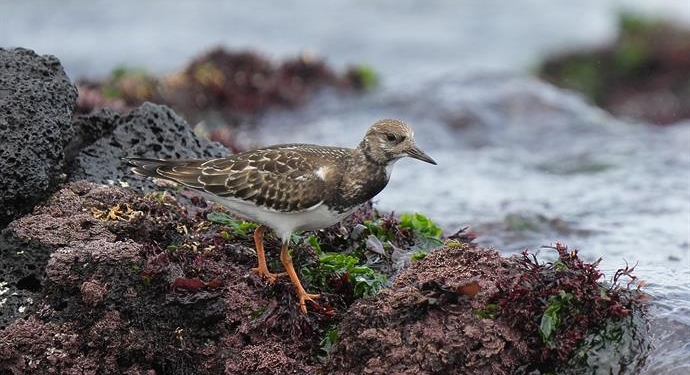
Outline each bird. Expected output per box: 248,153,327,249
125,118,436,313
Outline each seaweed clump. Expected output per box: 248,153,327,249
325,241,649,375
325,242,528,375
76,48,378,127
491,244,649,373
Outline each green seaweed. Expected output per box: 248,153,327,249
410,251,428,262
348,64,379,90
309,251,387,298
618,12,661,34
400,213,442,240
475,303,498,319
206,211,257,238
318,325,339,362
539,290,575,347
101,65,156,100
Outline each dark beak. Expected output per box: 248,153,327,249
406,145,437,165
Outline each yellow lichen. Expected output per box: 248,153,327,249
92,203,141,222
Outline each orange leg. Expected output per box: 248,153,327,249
250,225,285,283
280,241,320,313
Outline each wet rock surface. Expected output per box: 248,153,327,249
66,102,229,190
0,48,78,226
0,48,228,228
0,230,53,328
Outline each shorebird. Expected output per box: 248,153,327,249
126,118,436,313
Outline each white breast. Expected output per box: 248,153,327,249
385,158,400,179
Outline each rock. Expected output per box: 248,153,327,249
225,342,317,375
0,230,53,328
325,244,529,375
45,238,143,289
0,182,321,375
0,181,129,327
0,179,649,374
325,242,650,375
67,102,230,191
7,181,121,247
80,280,109,307
10,212,115,247
0,48,78,227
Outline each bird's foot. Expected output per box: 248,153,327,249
251,266,287,284
297,291,321,314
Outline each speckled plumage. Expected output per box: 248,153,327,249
125,118,436,313
127,119,435,217
129,144,348,213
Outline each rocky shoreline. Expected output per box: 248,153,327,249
0,48,649,374
538,13,690,125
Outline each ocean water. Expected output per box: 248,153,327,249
2,0,689,373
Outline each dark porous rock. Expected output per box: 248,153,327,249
0,48,78,227
0,230,53,328
325,244,529,375
67,102,229,191
0,181,133,328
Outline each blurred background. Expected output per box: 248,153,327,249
2,0,689,373
2,0,688,82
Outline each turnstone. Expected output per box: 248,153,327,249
125,118,436,313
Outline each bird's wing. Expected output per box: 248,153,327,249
127,146,345,212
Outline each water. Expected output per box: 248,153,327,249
2,0,689,372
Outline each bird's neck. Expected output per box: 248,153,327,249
331,147,391,212
357,138,387,166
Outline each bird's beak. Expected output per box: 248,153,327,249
406,145,437,165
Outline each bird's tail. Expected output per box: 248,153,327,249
123,157,207,188
123,157,173,178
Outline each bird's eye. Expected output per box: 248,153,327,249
386,133,397,142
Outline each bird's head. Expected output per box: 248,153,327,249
359,119,437,166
